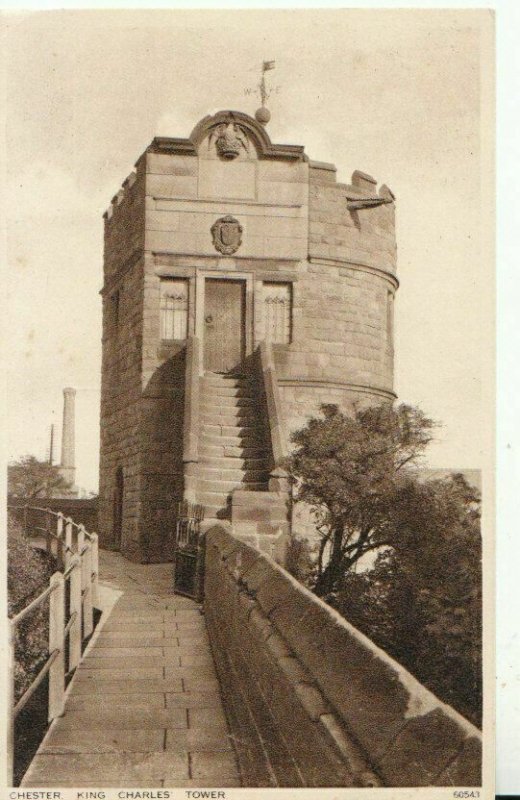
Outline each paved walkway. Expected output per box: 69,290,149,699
22,550,241,788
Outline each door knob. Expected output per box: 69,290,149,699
205,315,213,324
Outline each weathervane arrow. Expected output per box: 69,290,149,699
260,60,275,106
254,60,276,125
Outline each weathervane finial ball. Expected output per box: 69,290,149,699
255,106,271,125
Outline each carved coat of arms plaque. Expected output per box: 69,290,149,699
211,215,243,255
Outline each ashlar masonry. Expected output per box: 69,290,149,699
99,110,397,563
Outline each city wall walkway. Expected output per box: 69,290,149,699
22,550,241,788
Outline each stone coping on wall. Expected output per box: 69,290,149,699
204,525,482,788
258,340,288,469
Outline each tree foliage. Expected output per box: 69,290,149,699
8,455,70,500
335,475,482,724
287,403,435,596
286,403,482,724
7,515,55,702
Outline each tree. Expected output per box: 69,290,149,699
8,455,71,500
287,403,482,723
287,403,435,597
335,475,482,724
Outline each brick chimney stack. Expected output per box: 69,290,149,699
60,387,76,487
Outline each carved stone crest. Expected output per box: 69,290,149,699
211,215,243,255
209,123,249,160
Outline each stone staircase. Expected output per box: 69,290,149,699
199,373,271,524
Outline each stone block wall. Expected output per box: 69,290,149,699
103,161,146,282
205,526,482,788
273,259,396,436
138,345,185,562
309,164,397,271
99,161,147,560
230,490,290,560
143,146,309,262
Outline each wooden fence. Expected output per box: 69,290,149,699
7,505,99,785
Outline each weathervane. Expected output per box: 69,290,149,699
247,60,276,125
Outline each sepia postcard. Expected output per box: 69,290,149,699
1,6,496,799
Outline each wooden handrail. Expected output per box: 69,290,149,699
9,582,59,627
7,506,100,785
13,649,60,718
8,504,96,541
63,555,81,579
63,610,78,638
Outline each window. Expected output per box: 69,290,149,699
160,278,189,340
263,282,292,344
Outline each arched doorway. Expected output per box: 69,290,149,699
113,467,124,550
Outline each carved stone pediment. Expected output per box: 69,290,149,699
209,122,250,160
148,110,306,162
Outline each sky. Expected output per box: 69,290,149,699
2,8,493,493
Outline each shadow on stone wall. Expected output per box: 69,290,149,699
138,346,186,562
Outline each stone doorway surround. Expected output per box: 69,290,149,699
203,278,246,373
195,270,254,377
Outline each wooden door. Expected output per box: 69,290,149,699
204,279,245,372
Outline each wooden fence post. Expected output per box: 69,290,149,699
91,533,99,609
64,518,73,571
69,557,82,671
77,524,84,559
7,622,15,786
56,513,64,571
48,572,65,721
80,526,93,639
45,512,52,556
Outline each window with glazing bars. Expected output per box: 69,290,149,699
263,282,292,344
160,278,189,340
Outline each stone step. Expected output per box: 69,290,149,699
202,424,265,440
199,446,268,466
202,511,230,524
199,479,268,493
200,393,256,407
198,487,267,508
198,491,231,508
201,415,264,427
199,434,267,452
201,412,264,428
200,404,256,418
198,467,269,489
199,455,268,469
201,385,254,399
202,374,249,388
200,431,264,444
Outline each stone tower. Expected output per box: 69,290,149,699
99,110,397,563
